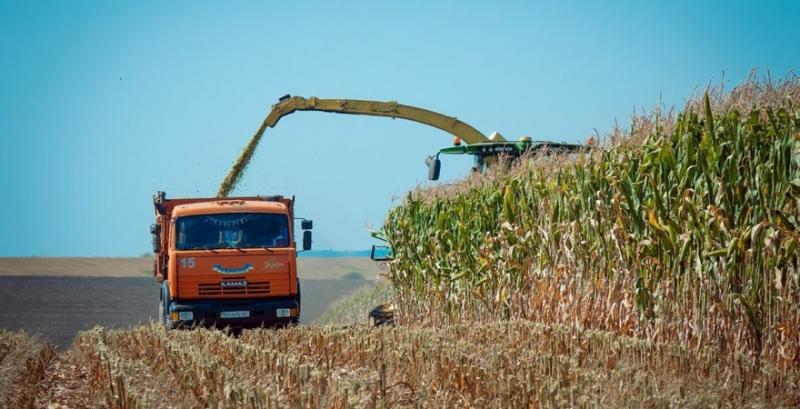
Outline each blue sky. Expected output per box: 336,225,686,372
1,1,798,256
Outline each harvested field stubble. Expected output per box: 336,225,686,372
8,322,799,408
0,331,55,408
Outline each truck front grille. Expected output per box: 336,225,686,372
198,280,271,296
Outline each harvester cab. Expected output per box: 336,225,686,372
425,134,583,181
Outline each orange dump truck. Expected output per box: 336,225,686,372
151,191,311,329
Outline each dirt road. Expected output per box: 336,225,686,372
0,276,370,349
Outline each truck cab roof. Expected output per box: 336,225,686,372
172,200,288,218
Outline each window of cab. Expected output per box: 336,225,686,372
175,213,290,250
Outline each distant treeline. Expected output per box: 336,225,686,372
298,249,371,258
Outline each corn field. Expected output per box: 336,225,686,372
382,76,800,371
2,76,798,407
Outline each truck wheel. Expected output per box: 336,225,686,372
296,278,302,322
160,283,172,331
296,278,301,307
158,299,168,329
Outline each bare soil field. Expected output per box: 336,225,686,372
0,256,382,349
0,276,371,349
0,256,383,280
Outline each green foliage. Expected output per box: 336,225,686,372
383,85,800,361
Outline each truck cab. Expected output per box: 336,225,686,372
151,191,311,329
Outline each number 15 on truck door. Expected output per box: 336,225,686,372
180,257,196,269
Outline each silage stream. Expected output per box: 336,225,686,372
217,116,271,197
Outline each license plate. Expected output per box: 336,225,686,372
220,310,250,319
276,308,291,318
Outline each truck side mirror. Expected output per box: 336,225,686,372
302,230,312,251
370,245,392,261
425,155,441,181
150,224,161,254
301,219,313,230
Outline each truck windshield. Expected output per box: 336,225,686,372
175,213,290,250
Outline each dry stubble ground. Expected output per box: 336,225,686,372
1,320,796,408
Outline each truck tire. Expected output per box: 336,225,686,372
293,278,301,325
160,283,172,331
158,300,167,328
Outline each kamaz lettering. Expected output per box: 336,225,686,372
221,280,248,289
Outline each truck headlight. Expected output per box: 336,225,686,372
172,311,193,321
